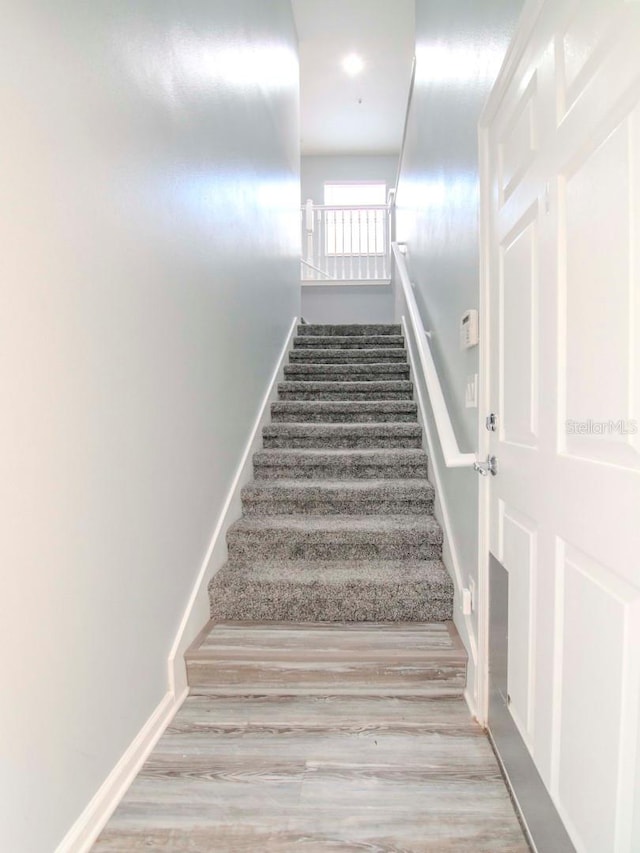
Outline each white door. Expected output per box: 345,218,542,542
483,1,640,850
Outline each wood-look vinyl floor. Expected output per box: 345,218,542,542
94,623,528,852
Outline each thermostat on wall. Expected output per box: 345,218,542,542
460,309,479,350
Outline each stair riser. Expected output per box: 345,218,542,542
254,462,429,480
278,387,413,401
264,426,422,439
270,402,418,423
271,410,418,423
241,497,434,516
226,533,442,562
262,435,422,449
293,336,404,349
297,324,401,337
188,658,466,691
289,349,408,363
241,482,434,515
208,583,453,624
284,368,410,382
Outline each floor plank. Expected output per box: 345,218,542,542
94,623,528,852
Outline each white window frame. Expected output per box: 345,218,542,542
323,182,387,257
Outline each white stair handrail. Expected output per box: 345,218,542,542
392,241,476,469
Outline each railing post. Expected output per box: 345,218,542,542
304,199,314,280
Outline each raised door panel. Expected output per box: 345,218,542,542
499,205,540,449
556,0,628,119
499,75,538,205
559,105,640,469
553,541,640,852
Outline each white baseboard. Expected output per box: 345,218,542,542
400,316,479,712
55,687,188,853
167,315,299,697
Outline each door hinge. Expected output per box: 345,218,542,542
485,413,497,432
474,455,498,477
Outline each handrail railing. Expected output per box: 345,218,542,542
391,241,476,469
393,56,416,200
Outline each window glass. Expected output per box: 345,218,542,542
323,182,386,206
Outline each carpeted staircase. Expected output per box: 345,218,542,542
208,323,454,622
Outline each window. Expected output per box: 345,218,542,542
323,182,386,206
322,182,387,256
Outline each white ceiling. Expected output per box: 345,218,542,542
291,0,415,156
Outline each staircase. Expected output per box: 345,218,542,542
93,325,531,851
208,323,454,623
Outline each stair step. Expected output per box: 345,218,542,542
270,400,418,423
284,363,409,382
241,479,435,516
262,422,422,449
169,693,475,728
253,448,429,480
293,334,405,349
297,324,401,337
186,621,466,694
226,514,442,562
278,380,413,400
290,347,408,364
208,560,453,623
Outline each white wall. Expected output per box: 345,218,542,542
395,0,523,703
302,284,394,324
301,154,398,203
0,2,299,851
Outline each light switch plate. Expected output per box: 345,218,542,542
465,374,478,408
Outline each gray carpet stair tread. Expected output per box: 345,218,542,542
270,400,418,423
253,447,428,470
255,447,428,461
297,324,401,336
262,422,423,449
252,449,429,481
212,558,451,587
278,380,413,400
242,479,435,502
293,335,405,348
263,423,422,437
289,347,408,362
228,514,442,539
241,479,435,515
284,363,409,378
208,560,453,622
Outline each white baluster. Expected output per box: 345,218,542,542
376,209,380,276
358,209,362,279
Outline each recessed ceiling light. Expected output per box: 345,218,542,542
342,53,364,76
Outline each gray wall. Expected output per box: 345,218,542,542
395,0,523,668
0,2,299,850
302,284,394,324
302,154,398,203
